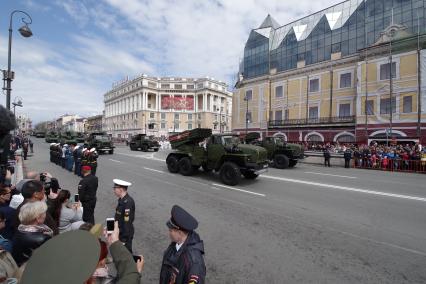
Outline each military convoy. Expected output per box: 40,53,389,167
129,134,160,152
85,132,114,154
45,131,59,143
245,132,303,169
166,128,269,186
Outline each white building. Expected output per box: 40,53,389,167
103,75,233,138
16,114,32,135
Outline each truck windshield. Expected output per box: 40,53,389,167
95,135,110,141
222,136,240,146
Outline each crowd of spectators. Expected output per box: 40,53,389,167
0,173,144,283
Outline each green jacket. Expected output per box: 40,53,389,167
110,242,141,284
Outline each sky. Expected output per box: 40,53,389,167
0,0,339,124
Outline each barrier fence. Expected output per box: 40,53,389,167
353,157,426,174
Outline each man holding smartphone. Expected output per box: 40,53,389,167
113,179,135,253
78,165,98,224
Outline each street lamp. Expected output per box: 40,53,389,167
244,95,250,134
3,10,33,110
12,96,23,135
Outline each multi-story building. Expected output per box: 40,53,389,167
16,114,32,135
85,114,103,133
234,0,426,145
103,75,233,138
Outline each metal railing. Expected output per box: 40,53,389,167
268,116,355,127
353,157,426,174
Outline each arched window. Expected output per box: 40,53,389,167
307,134,322,142
336,135,355,143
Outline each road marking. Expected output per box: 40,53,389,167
304,172,357,179
212,183,265,197
117,152,165,162
108,159,123,163
143,167,166,174
261,175,426,202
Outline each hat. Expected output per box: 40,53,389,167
166,205,198,231
82,165,92,172
21,230,100,284
90,148,96,152
9,193,24,209
113,179,132,188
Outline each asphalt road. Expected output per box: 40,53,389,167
25,138,426,283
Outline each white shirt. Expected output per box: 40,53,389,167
175,242,183,251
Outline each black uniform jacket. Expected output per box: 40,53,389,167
115,194,135,241
160,231,206,284
78,174,99,202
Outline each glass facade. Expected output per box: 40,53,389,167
242,0,426,79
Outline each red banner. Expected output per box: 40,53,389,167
161,95,194,110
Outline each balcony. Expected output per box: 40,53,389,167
268,116,356,128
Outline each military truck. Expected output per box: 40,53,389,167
129,134,160,152
45,131,59,143
75,132,86,143
245,132,303,169
59,131,77,145
35,131,46,138
166,128,269,186
86,132,114,154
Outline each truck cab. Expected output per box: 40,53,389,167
129,134,160,152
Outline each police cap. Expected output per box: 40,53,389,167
166,205,198,231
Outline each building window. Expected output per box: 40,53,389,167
339,103,351,117
309,78,319,92
380,62,397,80
148,123,155,129
148,82,157,88
188,123,193,130
198,123,201,128
174,84,182,89
161,113,166,119
161,123,166,129
174,114,179,120
380,98,396,114
161,84,170,89
275,86,283,98
246,112,252,123
214,114,218,121
275,110,282,121
150,112,155,119
403,96,412,113
339,73,352,88
196,83,204,89
309,106,318,119
197,114,201,120
187,84,194,89
284,109,289,120
174,123,179,129
213,124,217,130
366,100,374,115
188,114,192,120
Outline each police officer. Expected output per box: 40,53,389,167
88,148,99,176
113,179,135,253
323,147,331,167
344,148,353,168
78,165,98,224
160,205,206,284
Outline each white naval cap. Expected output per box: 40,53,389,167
82,148,87,152
50,143,55,146
90,148,96,152
113,179,132,187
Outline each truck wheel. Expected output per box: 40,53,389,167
166,156,179,173
109,150,114,154
202,164,212,173
141,145,148,152
154,148,159,152
289,160,297,168
274,154,289,169
220,162,241,186
130,145,135,151
243,172,259,179
178,157,194,176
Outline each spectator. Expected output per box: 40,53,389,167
323,147,331,167
0,211,13,253
0,185,17,240
343,148,352,168
46,177,61,213
15,180,58,235
51,190,84,233
12,201,52,266
0,246,19,283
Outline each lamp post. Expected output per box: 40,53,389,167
3,10,33,110
12,96,23,135
244,95,249,134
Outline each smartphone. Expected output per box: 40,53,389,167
106,218,115,234
74,194,79,202
133,255,142,262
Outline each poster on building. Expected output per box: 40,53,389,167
161,95,194,110
421,50,426,113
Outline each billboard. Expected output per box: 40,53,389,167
161,95,194,110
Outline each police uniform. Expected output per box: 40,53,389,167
88,148,99,176
78,165,99,224
114,179,135,253
160,205,206,284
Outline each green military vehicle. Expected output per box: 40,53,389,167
86,132,114,154
59,131,78,145
75,132,86,143
129,134,160,152
45,131,59,143
245,132,303,169
35,131,46,138
166,128,269,186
